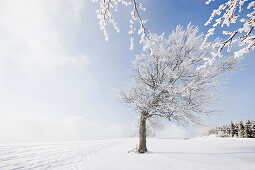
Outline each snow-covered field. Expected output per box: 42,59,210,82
0,136,254,170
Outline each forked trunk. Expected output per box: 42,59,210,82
138,111,147,153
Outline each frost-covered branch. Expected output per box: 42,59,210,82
205,0,255,58
92,0,149,50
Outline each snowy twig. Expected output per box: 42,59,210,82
92,0,149,50
205,0,255,58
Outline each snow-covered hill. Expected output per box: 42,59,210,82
0,137,254,170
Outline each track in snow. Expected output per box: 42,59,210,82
0,139,124,169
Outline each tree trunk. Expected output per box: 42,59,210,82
138,111,147,153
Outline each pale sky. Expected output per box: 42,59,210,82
0,0,254,142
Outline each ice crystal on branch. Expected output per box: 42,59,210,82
92,0,149,50
205,0,255,58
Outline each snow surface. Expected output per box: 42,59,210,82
0,136,255,170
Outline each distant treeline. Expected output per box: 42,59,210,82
207,120,255,138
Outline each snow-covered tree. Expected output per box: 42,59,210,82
215,127,220,136
119,24,238,153
226,124,231,137
205,0,255,58
223,125,228,137
207,120,255,138
234,122,239,137
208,128,218,135
244,119,252,138
92,0,148,50
238,120,245,138
251,120,255,137
218,126,225,137
230,121,235,137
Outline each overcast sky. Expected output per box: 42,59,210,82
0,0,254,142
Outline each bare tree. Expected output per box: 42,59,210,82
92,0,148,50
119,24,238,153
205,0,255,58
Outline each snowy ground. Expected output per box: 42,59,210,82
0,136,255,170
